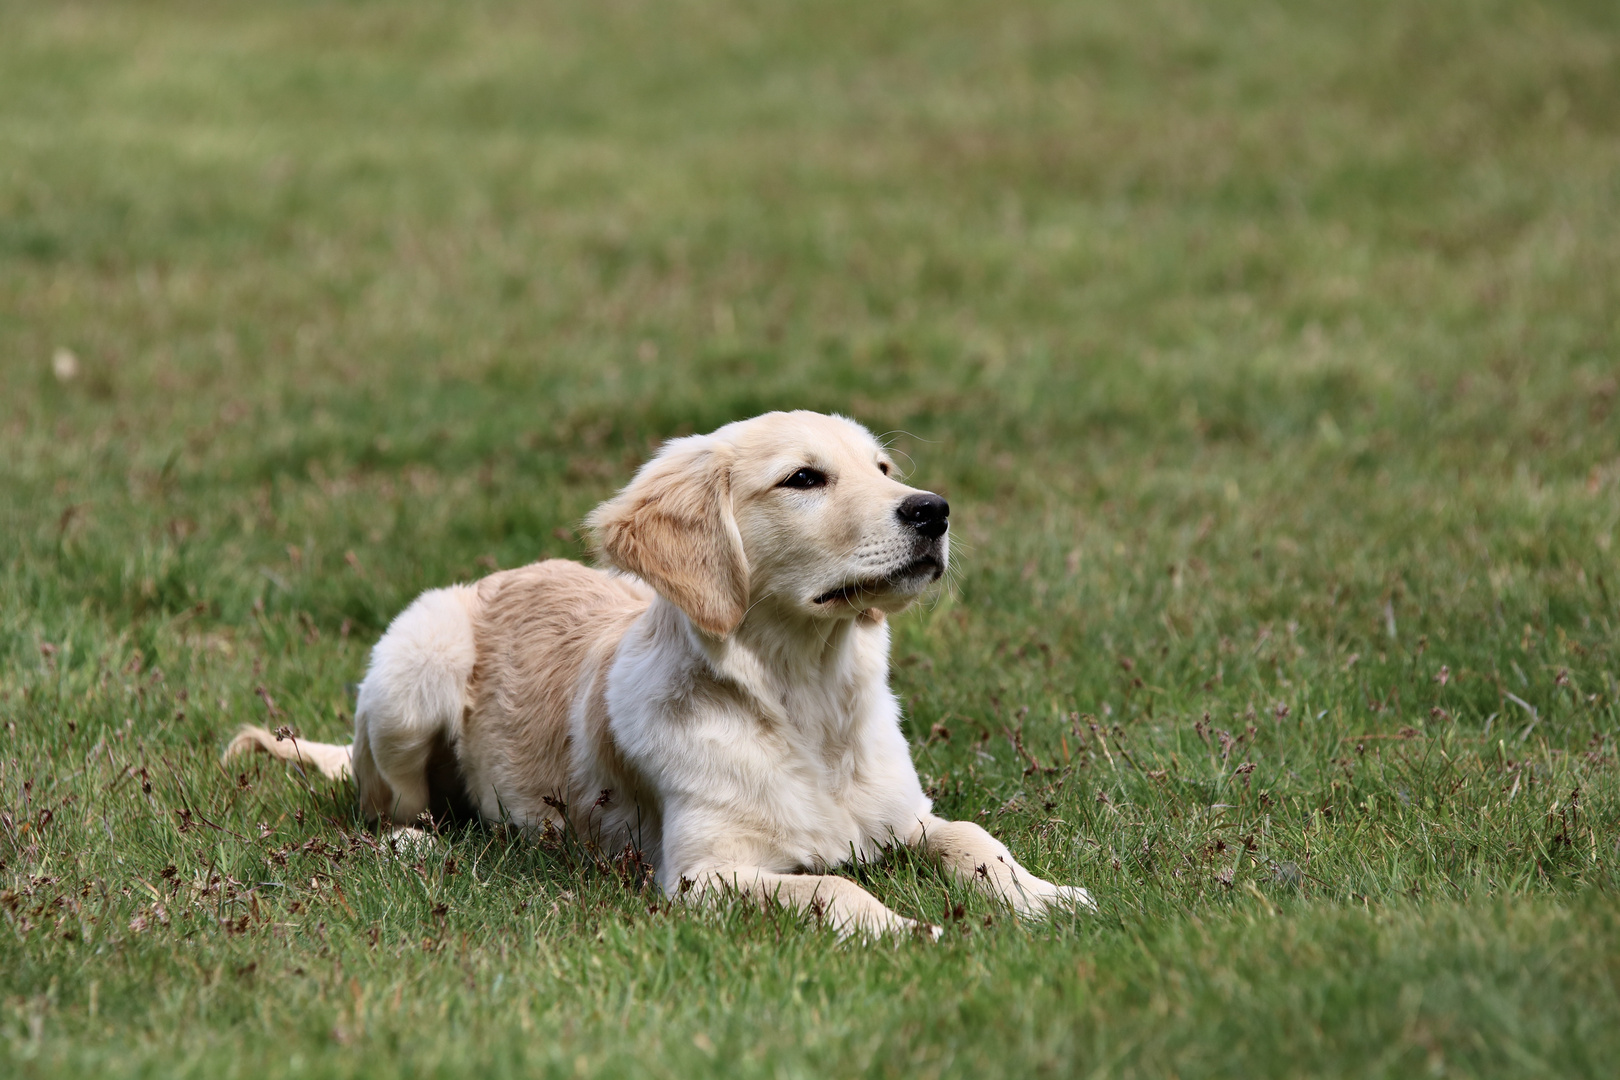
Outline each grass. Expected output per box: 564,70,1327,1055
3,0,1619,1075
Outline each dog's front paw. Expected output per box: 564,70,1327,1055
833,911,942,942
382,826,438,858
1048,883,1097,913
1012,878,1097,918
887,914,943,942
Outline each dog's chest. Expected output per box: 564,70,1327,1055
607,614,930,875
757,683,924,865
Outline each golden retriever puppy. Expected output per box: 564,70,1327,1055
227,410,1093,936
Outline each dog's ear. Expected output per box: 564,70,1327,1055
587,437,749,637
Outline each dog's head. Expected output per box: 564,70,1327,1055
587,411,949,637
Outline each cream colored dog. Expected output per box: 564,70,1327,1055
227,411,1092,937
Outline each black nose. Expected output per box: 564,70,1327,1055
897,492,950,539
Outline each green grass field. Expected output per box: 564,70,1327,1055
4,1,1619,1075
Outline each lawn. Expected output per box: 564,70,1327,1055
3,0,1619,1076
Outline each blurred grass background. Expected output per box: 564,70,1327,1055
3,1,1618,1076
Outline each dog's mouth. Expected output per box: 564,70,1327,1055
812,554,944,606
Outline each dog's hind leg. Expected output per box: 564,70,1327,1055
349,585,479,825
349,713,402,823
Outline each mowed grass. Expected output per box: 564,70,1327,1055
3,0,1619,1075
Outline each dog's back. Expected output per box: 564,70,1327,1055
456,560,652,830
230,559,652,833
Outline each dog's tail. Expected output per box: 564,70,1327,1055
224,725,353,782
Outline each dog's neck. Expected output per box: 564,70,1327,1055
681,597,889,729
735,602,862,673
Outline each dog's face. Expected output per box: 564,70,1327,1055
588,411,949,636
726,412,948,622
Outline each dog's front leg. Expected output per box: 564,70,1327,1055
908,815,1095,918
684,867,941,941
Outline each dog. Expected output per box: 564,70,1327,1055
226,410,1093,936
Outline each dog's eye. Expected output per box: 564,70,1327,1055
778,467,828,490
878,462,892,476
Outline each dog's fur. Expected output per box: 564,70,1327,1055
226,411,1092,936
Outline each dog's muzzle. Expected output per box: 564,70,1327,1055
811,494,949,606
811,548,944,606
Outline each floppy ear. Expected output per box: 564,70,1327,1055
586,436,749,637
